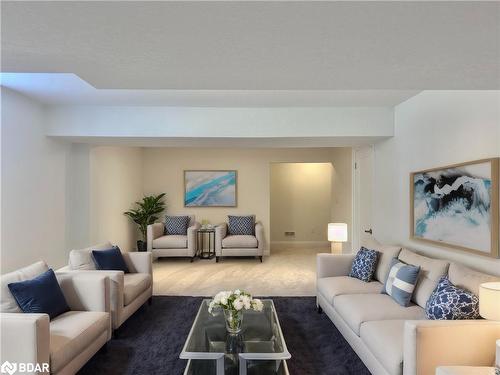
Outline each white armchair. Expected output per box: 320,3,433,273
1,262,111,375
147,215,200,261
215,220,265,262
57,243,153,330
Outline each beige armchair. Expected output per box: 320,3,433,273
1,261,111,375
147,215,200,261
58,242,152,330
215,220,265,262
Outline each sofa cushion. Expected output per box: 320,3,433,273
448,263,500,296
153,235,187,249
383,258,420,307
123,273,152,306
69,242,113,270
425,277,480,320
222,235,258,249
50,311,109,373
1,261,49,313
164,215,190,235
398,248,449,308
92,247,129,273
317,276,383,305
8,269,70,319
228,215,255,235
349,247,379,282
362,237,402,282
360,320,405,375
335,294,426,335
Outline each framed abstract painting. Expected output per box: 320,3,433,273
184,170,237,207
410,158,499,258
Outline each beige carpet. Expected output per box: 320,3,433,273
152,247,327,297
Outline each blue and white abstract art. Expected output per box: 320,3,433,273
184,170,237,207
412,160,494,254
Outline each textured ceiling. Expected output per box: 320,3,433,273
2,1,499,90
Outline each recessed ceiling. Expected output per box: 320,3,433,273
2,1,499,90
0,73,420,106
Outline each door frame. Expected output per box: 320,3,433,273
352,145,375,252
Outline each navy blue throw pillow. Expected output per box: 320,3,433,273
165,216,190,235
8,269,70,319
425,277,480,320
92,247,129,273
349,247,379,282
228,215,255,235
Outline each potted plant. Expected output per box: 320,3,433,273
124,193,166,251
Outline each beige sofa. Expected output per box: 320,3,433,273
58,242,152,330
147,215,200,261
316,242,500,375
215,221,265,262
1,261,111,375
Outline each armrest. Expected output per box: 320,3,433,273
56,270,124,311
56,273,110,312
122,251,152,275
403,320,500,375
255,222,265,254
215,223,228,253
0,313,50,371
147,223,164,251
187,222,201,256
316,253,355,279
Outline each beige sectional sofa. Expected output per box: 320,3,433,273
1,261,112,375
58,242,152,330
316,242,500,375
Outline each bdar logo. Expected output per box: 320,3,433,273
0,361,17,375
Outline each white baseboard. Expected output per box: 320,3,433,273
271,241,330,250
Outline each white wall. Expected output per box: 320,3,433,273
270,163,332,244
143,147,352,254
47,105,394,139
373,90,500,275
89,146,144,251
1,87,69,272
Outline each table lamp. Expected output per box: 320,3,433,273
479,282,500,370
328,223,347,254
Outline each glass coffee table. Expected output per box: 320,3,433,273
180,299,290,375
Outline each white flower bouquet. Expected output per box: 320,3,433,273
208,290,263,334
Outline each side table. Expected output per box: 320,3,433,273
197,228,215,259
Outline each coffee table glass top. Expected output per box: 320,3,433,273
180,299,290,374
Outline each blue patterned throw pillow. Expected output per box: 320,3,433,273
349,247,379,282
165,215,190,235
425,277,480,320
228,215,255,235
382,258,420,307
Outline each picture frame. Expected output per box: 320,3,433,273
184,170,237,207
410,158,499,258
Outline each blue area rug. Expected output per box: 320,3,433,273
79,296,370,375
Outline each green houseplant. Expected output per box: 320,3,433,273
124,193,166,251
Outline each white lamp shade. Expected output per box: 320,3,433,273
479,282,500,320
328,223,348,242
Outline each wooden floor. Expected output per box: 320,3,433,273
152,247,328,296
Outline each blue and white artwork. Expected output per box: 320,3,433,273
413,161,493,253
184,170,237,207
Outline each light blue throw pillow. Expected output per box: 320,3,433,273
349,247,379,282
382,258,420,307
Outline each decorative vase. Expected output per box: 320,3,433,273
224,309,243,334
137,240,147,252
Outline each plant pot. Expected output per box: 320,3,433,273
137,240,147,252
224,309,243,334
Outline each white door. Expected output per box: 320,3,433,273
353,146,374,252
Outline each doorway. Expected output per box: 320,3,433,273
353,146,374,251
270,162,333,250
